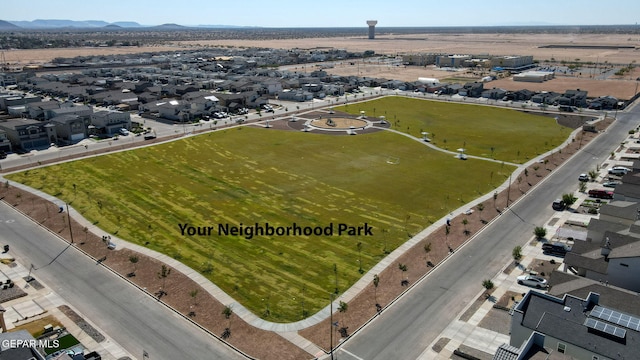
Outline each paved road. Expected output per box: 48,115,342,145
336,106,639,360
0,204,245,360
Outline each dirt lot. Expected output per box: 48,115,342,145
2,45,191,65
178,33,640,65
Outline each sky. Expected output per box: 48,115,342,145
4,0,640,28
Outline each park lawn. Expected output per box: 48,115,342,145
338,96,572,163
7,127,513,322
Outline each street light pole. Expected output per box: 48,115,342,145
329,292,334,360
66,203,74,244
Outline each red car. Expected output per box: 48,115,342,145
588,189,614,199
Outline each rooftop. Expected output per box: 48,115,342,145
516,291,639,360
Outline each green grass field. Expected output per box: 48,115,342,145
6,97,570,322
339,96,572,163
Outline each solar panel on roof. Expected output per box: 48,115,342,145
590,305,640,331
584,317,627,339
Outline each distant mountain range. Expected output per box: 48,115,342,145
0,19,252,30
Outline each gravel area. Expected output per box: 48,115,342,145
58,305,106,343
0,285,27,303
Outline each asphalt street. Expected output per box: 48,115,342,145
336,105,639,360
0,204,245,360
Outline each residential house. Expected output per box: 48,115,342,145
51,114,88,144
264,79,284,95
0,330,46,360
0,95,41,111
26,100,61,120
531,91,561,105
0,129,11,153
460,82,484,97
278,89,313,102
563,230,640,292
50,104,93,120
157,100,191,121
589,96,619,110
558,89,588,108
498,290,640,360
439,83,463,95
90,110,132,136
0,118,54,151
481,88,507,100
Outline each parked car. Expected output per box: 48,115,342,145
578,173,589,182
119,128,130,136
143,132,156,140
602,181,621,188
517,274,549,289
542,242,572,256
552,199,566,211
608,166,630,176
588,189,614,199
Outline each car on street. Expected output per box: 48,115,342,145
552,199,566,211
517,274,548,289
542,242,572,256
578,173,589,182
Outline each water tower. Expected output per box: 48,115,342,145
366,20,378,39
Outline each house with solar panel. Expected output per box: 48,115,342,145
494,291,639,360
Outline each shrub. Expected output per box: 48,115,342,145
534,226,547,239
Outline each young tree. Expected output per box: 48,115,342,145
482,279,494,297
129,255,139,275
562,193,578,208
533,165,540,177
423,242,431,261
579,181,587,193
222,305,233,339
462,218,470,235
534,226,547,240
190,289,199,307
398,263,408,285
477,203,485,223
512,246,523,264
158,265,171,295
82,226,89,245
338,301,348,328
373,274,380,306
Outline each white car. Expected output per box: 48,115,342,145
578,173,589,182
517,275,548,289
608,166,630,176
